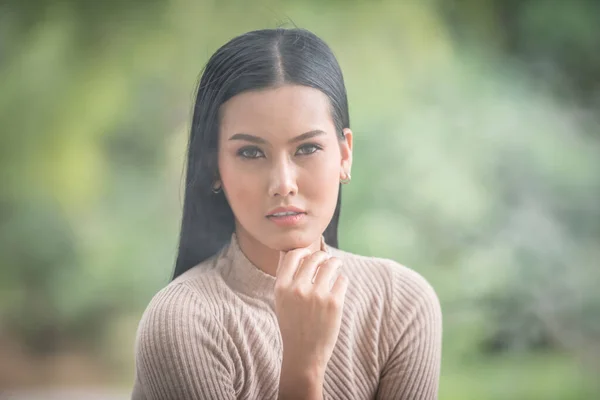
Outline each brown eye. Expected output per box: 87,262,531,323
238,147,264,159
296,143,322,156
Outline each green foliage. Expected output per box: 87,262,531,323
1,0,599,396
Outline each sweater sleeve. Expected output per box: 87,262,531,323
132,284,237,400
376,265,442,400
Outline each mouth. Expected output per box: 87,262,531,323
266,207,307,226
267,211,306,217
266,206,306,218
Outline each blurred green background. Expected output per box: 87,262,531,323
1,0,599,398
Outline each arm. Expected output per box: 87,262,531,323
278,359,325,400
376,268,443,400
132,284,237,400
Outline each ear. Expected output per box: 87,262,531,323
339,128,353,179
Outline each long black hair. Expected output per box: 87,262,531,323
172,28,350,280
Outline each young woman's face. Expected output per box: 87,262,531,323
217,84,352,251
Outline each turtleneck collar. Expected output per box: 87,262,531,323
218,233,329,302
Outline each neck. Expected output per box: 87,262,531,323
235,227,323,277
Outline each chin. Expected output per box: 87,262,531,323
266,230,316,252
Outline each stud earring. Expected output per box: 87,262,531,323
340,172,351,185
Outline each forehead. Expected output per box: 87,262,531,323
219,84,335,139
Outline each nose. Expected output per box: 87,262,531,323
268,156,298,197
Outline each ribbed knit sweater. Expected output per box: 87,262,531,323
132,234,442,399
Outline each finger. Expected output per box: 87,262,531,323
313,257,342,291
276,248,312,284
294,251,329,284
331,273,349,300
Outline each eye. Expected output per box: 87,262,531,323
238,146,265,159
296,143,322,156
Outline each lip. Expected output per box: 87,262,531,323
266,206,306,217
266,210,307,228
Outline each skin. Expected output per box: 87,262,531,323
217,84,353,277
216,84,353,399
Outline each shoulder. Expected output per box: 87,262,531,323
135,256,229,355
135,282,221,353
134,278,238,388
133,259,240,398
330,247,441,322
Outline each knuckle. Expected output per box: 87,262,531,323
308,250,328,262
274,283,287,296
322,256,342,268
326,295,342,310
293,248,310,257
286,248,310,261
314,291,329,304
329,261,344,272
291,285,308,298
318,262,341,278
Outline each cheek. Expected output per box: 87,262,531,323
227,179,259,203
225,181,261,226
301,154,340,204
219,157,261,212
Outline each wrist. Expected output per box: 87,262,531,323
278,361,324,400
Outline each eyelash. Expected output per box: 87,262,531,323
237,143,322,159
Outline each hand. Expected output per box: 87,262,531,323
274,248,349,379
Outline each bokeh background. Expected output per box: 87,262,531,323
1,0,599,399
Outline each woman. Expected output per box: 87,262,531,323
132,28,442,400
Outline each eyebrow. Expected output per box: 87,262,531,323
228,130,326,145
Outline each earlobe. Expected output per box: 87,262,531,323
340,171,351,184
211,180,222,194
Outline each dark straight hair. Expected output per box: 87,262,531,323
172,28,350,280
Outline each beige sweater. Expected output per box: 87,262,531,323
132,234,442,399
